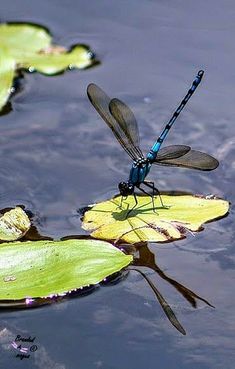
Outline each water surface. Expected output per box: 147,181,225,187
0,1,234,368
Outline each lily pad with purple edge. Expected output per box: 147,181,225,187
0,239,132,300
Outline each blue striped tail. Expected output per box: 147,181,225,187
147,70,204,162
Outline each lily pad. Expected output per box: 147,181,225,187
82,194,229,243
0,22,96,112
0,23,51,52
0,239,132,300
0,207,31,241
18,45,94,75
0,47,15,110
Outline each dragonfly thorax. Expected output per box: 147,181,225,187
129,158,152,185
133,158,147,166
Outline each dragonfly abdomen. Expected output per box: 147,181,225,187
147,70,204,163
129,159,152,184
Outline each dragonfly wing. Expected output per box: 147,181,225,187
87,84,143,160
155,145,191,160
153,149,219,171
109,98,143,158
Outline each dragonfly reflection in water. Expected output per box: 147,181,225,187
87,71,219,215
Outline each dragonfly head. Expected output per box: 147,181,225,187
118,182,134,196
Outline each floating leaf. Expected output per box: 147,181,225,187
0,22,96,112
0,207,31,241
0,48,15,110
0,23,51,52
18,45,93,75
0,239,132,300
82,194,229,244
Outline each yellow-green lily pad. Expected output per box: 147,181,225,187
82,194,229,244
0,47,15,110
0,22,97,112
0,239,132,300
18,45,94,75
0,207,31,241
0,23,51,52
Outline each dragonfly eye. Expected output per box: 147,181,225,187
118,182,134,196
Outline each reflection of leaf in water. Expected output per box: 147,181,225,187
0,207,30,241
82,194,229,244
0,239,132,301
0,22,97,112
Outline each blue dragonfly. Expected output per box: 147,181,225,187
87,71,219,213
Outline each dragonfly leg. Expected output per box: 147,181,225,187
117,196,125,209
137,185,157,213
125,192,138,218
143,181,165,208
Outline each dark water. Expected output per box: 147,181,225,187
0,1,234,368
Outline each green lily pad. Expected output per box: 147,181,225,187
0,23,51,52
0,22,96,112
0,239,132,300
82,194,229,243
18,45,93,75
0,48,15,110
0,207,31,241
